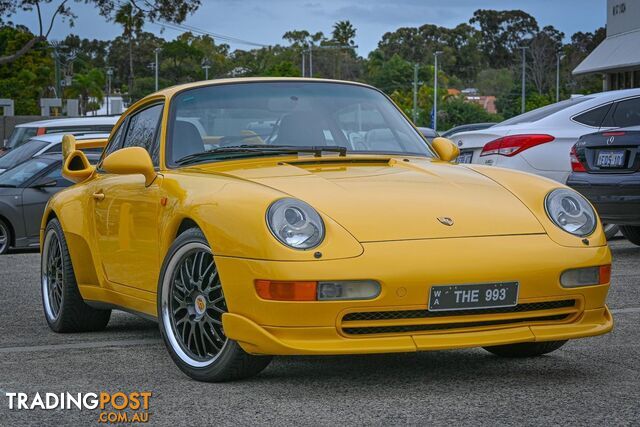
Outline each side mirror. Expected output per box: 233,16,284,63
62,150,95,183
432,137,460,162
32,177,58,188
102,147,157,186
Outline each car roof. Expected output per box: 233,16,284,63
15,116,119,128
28,133,110,144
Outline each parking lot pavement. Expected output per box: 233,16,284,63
0,240,638,425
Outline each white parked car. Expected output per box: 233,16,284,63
452,88,640,183
2,116,118,155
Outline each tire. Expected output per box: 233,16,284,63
483,340,567,358
0,218,10,255
157,227,271,382
603,224,619,241
620,225,640,246
41,219,111,332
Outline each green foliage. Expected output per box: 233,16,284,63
439,97,502,130
0,25,53,114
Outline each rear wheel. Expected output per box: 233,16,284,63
603,224,619,240
0,218,10,255
158,228,271,382
41,219,111,332
620,225,640,246
483,340,567,358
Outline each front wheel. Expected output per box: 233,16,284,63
483,340,567,358
157,228,271,382
603,224,619,240
0,218,10,254
620,225,640,246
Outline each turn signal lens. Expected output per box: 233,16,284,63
254,280,317,301
254,280,381,301
317,280,381,301
560,265,611,288
480,134,555,157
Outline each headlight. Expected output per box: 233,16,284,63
545,189,597,236
267,198,325,249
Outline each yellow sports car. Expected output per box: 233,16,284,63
41,78,612,382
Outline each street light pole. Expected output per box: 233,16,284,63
106,67,113,115
301,51,306,77
309,43,313,78
556,53,565,103
154,48,161,91
412,63,418,124
433,51,443,132
520,46,529,114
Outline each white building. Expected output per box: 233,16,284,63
574,0,640,90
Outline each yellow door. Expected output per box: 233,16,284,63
91,173,162,293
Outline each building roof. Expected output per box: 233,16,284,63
573,29,640,75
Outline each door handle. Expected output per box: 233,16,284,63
92,192,105,201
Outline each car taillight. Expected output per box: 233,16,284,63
570,144,586,172
480,134,555,157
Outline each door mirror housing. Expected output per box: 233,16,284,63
101,147,157,186
432,137,460,162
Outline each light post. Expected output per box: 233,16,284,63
433,51,443,132
201,57,212,80
556,53,565,103
301,51,306,77
412,63,419,124
106,67,113,115
519,46,529,114
154,47,161,91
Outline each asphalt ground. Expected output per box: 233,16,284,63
0,239,638,426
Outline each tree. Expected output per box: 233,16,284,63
115,2,144,93
527,25,564,94
332,21,356,46
65,68,105,115
0,0,201,65
439,96,502,130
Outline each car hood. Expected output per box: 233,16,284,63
196,157,545,242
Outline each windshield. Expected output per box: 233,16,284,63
0,157,55,187
167,82,433,165
6,127,38,149
0,139,49,170
497,97,593,126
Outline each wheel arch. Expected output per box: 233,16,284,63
0,213,15,247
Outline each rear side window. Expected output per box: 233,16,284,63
122,104,163,165
573,104,612,127
498,97,593,126
611,97,640,127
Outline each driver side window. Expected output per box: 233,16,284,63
122,104,164,166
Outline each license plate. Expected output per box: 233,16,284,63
457,151,473,164
596,150,625,168
428,282,519,312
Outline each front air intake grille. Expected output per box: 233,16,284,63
342,300,576,322
340,299,578,336
342,314,570,335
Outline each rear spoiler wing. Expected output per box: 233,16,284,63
62,134,107,160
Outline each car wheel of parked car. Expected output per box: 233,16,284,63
620,226,640,246
41,219,111,332
158,227,272,382
0,218,10,255
483,340,567,357
603,224,619,240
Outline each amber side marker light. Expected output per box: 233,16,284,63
255,280,380,301
560,265,611,288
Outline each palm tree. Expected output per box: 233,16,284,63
332,21,356,46
115,2,144,94
66,69,105,115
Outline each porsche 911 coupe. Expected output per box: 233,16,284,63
41,78,613,382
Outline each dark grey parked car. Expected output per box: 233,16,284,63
0,153,99,254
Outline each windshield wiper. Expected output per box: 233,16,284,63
175,144,347,165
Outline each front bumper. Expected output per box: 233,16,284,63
216,234,612,355
568,172,640,225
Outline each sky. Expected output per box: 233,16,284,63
6,0,606,55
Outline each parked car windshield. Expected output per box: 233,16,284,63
6,126,38,149
167,81,434,165
0,157,55,187
497,96,593,126
0,139,49,170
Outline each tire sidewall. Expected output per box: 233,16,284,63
0,218,10,254
41,219,67,330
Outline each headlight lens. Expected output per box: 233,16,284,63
545,189,597,236
267,198,325,249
